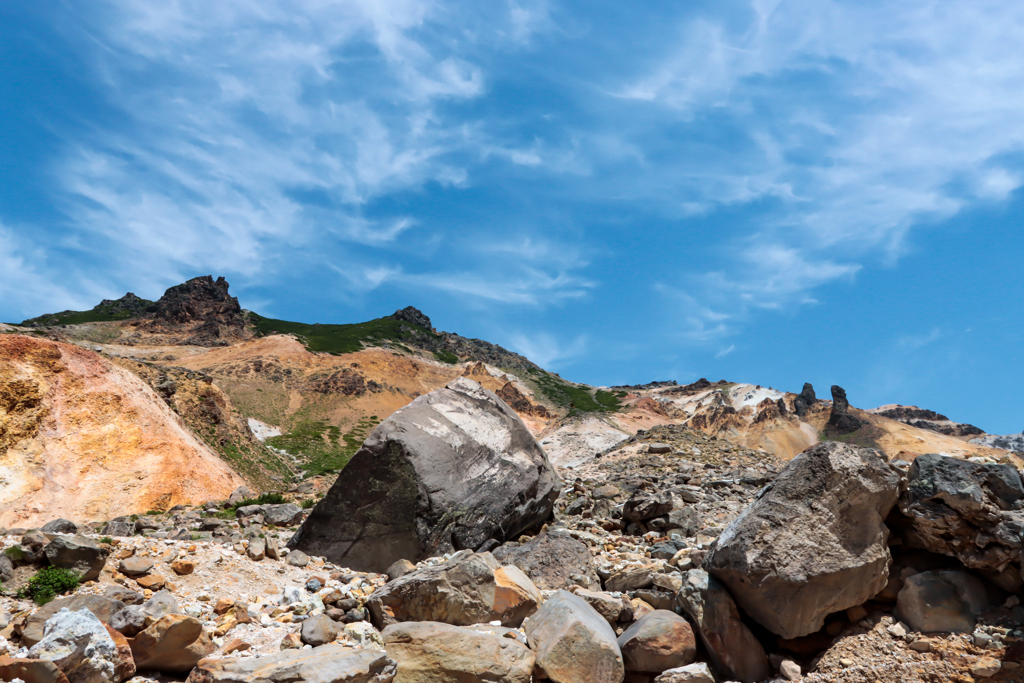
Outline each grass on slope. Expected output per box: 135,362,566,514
21,299,154,326
266,416,380,477
531,371,622,413
251,314,448,357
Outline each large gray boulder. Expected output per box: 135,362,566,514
43,536,109,582
184,644,397,683
894,453,1024,574
524,590,624,683
676,569,771,683
289,378,560,573
705,441,901,639
28,608,136,683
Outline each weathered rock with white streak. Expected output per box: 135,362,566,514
22,596,125,647
28,608,135,683
383,621,535,683
367,551,541,629
524,590,624,683
705,441,901,638
184,644,397,683
675,569,770,683
289,378,560,573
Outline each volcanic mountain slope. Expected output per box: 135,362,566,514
0,334,245,527
12,274,1020,495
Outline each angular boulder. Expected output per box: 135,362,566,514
705,441,901,639
492,532,600,590
110,590,179,638
895,570,1004,633
43,536,109,582
289,378,559,572
382,621,535,683
894,453,1024,573
524,590,624,683
676,569,771,683
41,519,78,535
301,614,341,647
367,551,541,628
129,614,214,673
654,663,716,683
616,610,696,674
28,608,135,683
263,503,303,527
184,644,397,683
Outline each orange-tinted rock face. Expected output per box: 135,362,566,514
0,335,245,527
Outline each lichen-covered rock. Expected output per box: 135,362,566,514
28,608,135,683
676,569,770,683
367,551,541,628
524,590,624,683
289,378,559,573
705,441,901,638
383,621,534,683
185,644,397,683
894,453,1024,574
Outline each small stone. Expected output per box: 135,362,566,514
845,605,867,621
214,598,235,615
136,573,166,590
305,578,322,593
287,550,310,567
780,659,801,681
887,622,907,638
839,658,855,667
908,639,932,653
280,632,302,650
223,638,251,654
386,559,416,581
653,662,715,683
970,658,1001,678
170,559,194,575
974,631,993,648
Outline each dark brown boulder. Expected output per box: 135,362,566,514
288,378,560,573
492,531,600,590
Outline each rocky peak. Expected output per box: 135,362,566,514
148,276,242,327
390,306,434,332
97,292,150,314
827,384,865,434
793,382,817,417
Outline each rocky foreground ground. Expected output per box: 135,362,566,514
1,380,1022,683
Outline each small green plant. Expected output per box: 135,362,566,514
3,546,26,562
145,510,161,516
190,533,203,541
232,492,286,510
99,537,114,545
22,567,80,605
130,514,139,521
301,498,319,509
215,509,236,519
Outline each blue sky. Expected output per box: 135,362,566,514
2,1,1023,433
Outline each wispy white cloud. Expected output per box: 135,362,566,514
505,330,587,368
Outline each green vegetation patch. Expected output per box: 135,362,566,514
266,416,380,477
232,492,286,509
434,349,459,364
22,566,80,605
251,314,437,355
21,297,154,327
533,372,622,413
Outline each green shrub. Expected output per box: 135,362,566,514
145,510,161,516
3,546,26,562
99,537,114,545
301,497,320,509
22,567,80,605
232,492,286,510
